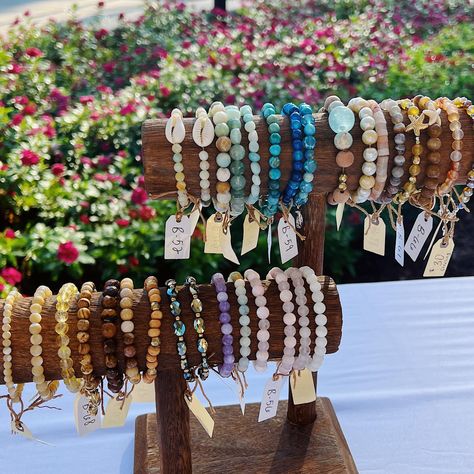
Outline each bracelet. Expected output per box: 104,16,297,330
240,105,261,205
209,101,231,214
100,279,124,393
192,107,214,207
261,102,282,218
143,276,162,383
436,97,463,196
368,99,389,201
165,108,188,209
267,267,296,376
2,289,24,402
294,103,316,208
325,95,355,205
165,279,195,382
77,281,101,415
300,267,328,372
211,272,234,378
226,105,246,217
285,267,311,371
29,285,58,400
244,269,270,373
347,97,378,203
120,278,141,385
395,98,428,204
185,276,209,380
55,282,81,393
379,99,406,202
228,272,251,373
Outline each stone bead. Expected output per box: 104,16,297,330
360,115,375,131
216,136,231,152
334,132,353,150
102,322,117,338
121,308,134,321
329,105,355,133
362,130,377,145
363,147,378,162
427,137,441,150
335,150,354,168
450,150,462,162
120,297,133,309
362,161,377,176
359,175,375,190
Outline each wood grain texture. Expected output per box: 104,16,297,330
0,277,341,384
142,111,473,198
134,398,358,474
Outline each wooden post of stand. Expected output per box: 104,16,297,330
154,370,192,474
287,193,327,425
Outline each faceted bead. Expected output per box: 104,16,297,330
177,342,187,356
194,317,205,333
173,320,185,336
197,338,208,353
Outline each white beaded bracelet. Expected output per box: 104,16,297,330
300,267,328,372
192,107,214,207
285,267,312,371
267,267,296,376
2,289,23,402
165,108,188,209
228,272,251,373
244,269,269,373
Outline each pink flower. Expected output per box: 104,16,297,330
25,47,43,58
1,267,22,285
139,205,155,221
21,149,39,166
116,218,130,227
11,114,24,126
131,187,147,205
120,103,136,115
4,229,15,239
51,163,65,176
79,95,95,104
79,215,90,224
160,86,171,97
103,62,116,73
57,241,79,264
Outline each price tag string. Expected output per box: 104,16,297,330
185,374,216,415
245,203,269,230
280,202,306,241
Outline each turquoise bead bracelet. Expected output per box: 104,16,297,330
261,103,282,218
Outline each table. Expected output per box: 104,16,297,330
1,276,473,473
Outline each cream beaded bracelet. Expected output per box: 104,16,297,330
2,289,24,403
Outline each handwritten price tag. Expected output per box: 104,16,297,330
164,215,191,260
363,216,386,256
423,238,454,278
278,214,299,264
74,394,101,436
102,394,132,429
258,376,284,422
405,211,433,262
395,217,405,267
204,213,223,254
241,213,260,255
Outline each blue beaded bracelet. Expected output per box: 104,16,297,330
261,103,282,218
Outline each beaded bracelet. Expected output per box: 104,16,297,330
294,103,317,208
347,97,378,203
209,102,232,214
165,108,188,209
77,281,101,415
29,285,58,400
267,267,296,376
436,97,464,196
211,273,234,378
2,289,23,402
184,276,209,380
285,267,311,371
192,107,214,207
165,279,194,382
120,278,140,385
55,282,81,393
143,276,162,383
100,279,124,393
261,102,282,218
379,99,406,202
240,105,261,205
325,96,355,204
244,269,270,373
300,267,328,372
226,105,246,217
228,272,251,373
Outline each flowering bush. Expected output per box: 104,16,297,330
0,0,472,294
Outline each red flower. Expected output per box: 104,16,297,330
160,86,171,97
128,256,139,267
120,103,136,115
131,187,147,205
23,104,36,115
1,267,22,285
25,47,43,58
4,229,15,239
57,241,79,264
21,149,39,166
79,215,90,224
103,62,116,73
116,218,130,227
79,95,95,104
139,205,155,221
51,163,65,176
94,28,109,40
11,114,24,126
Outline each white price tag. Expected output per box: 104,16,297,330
290,369,317,405
74,394,101,436
336,202,344,231
102,394,132,429
363,216,386,256
405,211,433,262
258,376,284,422
164,215,191,260
221,226,240,264
278,214,299,264
267,222,272,264
395,217,405,267
241,213,260,255
423,238,455,278
184,393,214,437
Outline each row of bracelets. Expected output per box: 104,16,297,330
1,266,327,415
166,96,474,229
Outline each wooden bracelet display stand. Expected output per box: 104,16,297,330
140,110,473,473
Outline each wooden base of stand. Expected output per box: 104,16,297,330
134,398,357,474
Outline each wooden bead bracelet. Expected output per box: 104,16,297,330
143,276,162,384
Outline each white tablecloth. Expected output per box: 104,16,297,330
1,276,474,473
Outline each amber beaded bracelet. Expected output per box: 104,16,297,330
143,276,162,383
